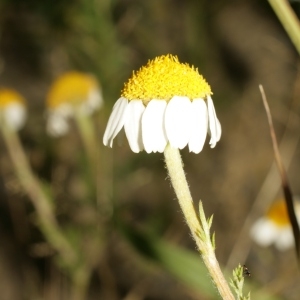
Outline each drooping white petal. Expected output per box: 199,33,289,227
188,98,208,154
275,228,294,251
250,218,278,247
88,88,103,110
81,88,103,115
56,103,74,117
103,97,128,147
124,100,145,153
207,95,221,148
47,112,70,137
142,99,167,153
165,96,191,149
5,103,27,131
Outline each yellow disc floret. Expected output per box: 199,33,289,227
0,89,25,108
267,200,290,227
47,71,99,109
121,54,212,103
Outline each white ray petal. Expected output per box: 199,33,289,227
5,103,27,131
81,89,103,115
276,228,294,251
103,97,128,147
165,96,191,149
142,100,167,153
124,100,145,153
188,98,208,154
56,103,73,117
207,95,221,148
250,218,278,247
47,113,69,137
88,88,103,110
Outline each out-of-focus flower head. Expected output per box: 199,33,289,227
0,88,27,131
46,71,103,137
250,198,300,251
103,54,221,154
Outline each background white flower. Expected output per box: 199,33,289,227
0,89,27,131
250,198,300,251
46,71,103,137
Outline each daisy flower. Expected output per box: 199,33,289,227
46,71,103,136
103,55,233,298
0,88,27,131
250,198,300,251
103,54,221,153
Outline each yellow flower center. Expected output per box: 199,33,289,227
0,89,25,108
47,71,99,109
121,54,212,104
267,200,290,227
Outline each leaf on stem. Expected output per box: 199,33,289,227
230,264,251,300
198,201,215,247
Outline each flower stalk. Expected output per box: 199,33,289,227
164,144,234,300
268,0,300,55
1,123,77,265
1,123,93,300
74,109,98,179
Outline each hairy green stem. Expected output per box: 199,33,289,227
164,144,234,300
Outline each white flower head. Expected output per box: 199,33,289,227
46,71,103,137
103,54,221,153
0,89,27,131
250,198,300,251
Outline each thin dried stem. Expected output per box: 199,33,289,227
259,84,300,262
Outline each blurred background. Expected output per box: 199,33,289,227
0,0,300,299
